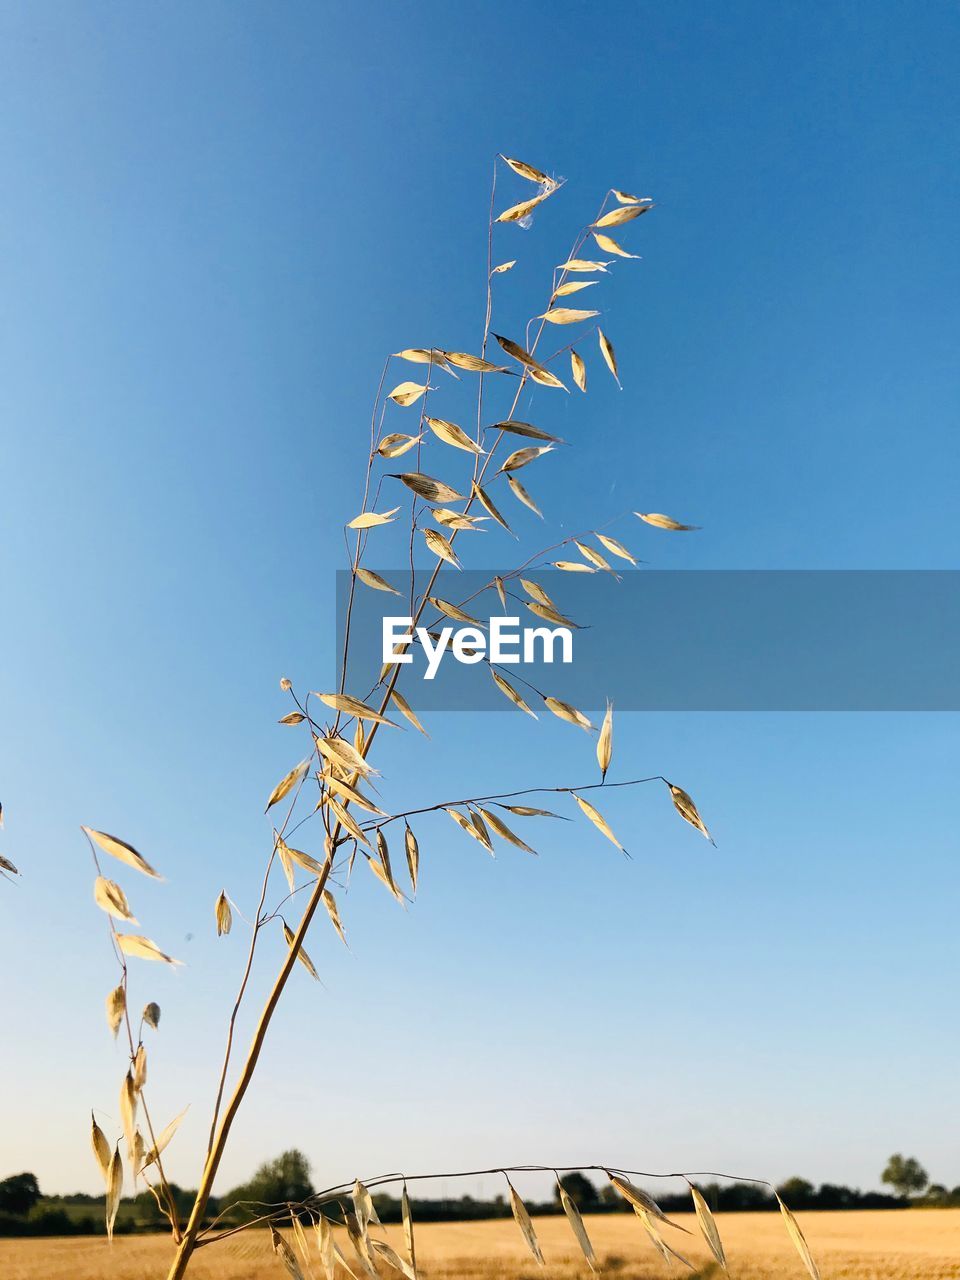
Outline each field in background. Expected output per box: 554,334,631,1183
2,1210,959,1280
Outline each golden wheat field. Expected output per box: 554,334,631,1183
2,1211,958,1280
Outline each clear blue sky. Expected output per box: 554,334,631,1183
1,1,958,1202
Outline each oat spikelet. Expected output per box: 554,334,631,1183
571,349,586,392
690,1183,728,1270
667,781,715,844
283,922,320,981
316,692,400,727
348,507,401,529
105,1145,123,1241
105,984,126,1038
427,416,483,454
322,890,347,946
377,433,423,459
140,1106,188,1172
507,1179,545,1265
91,1112,112,1184
390,689,428,736
388,380,429,407
777,1195,822,1280
544,696,594,731
402,1182,417,1276
490,669,538,718
117,934,183,966
215,890,232,936
356,568,402,595
635,511,700,531
265,758,311,812
557,1177,598,1272
597,700,614,780
271,1225,307,1279
598,328,621,387
94,876,138,924
404,825,419,894
142,1002,160,1030
82,827,161,879
574,794,627,854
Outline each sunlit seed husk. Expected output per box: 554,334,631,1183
403,825,419,894
428,597,485,627
635,510,701,531
613,189,652,204
371,1239,417,1280
544,697,594,731
354,1179,381,1231
276,837,296,891
142,1002,160,1030
500,804,563,818
429,508,481,532
427,416,483,453
501,154,552,184
529,365,568,390
316,692,400,727
558,258,612,272
507,474,542,516
348,507,401,529
377,433,423,458
422,527,461,568
574,794,626,852
323,775,388,816
501,445,552,472
402,1183,418,1275
291,1213,311,1264
393,348,446,366
316,736,377,779
526,601,579,629
554,279,598,297
538,307,600,324
283,922,320,981
117,934,183,966
493,576,507,608
558,1181,598,1271
491,420,563,442
477,807,536,854
608,1175,690,1232
133,1044,147,1092
106,985,126,1038
215,890,232,936
390,689,428,736
278,711,305,725
81,827,161,880
777,1194,822,1280
519,578,554,607
593,231,641,258
442,351,509,373
471,481,512,534
490,668,538,718
445,807,493,853
598,328,621,386
595,203,654,227
356,567,402,596
94,876,138,924
634,1206,694,1269
367,852,405,903
496,188,555,223
388,380,430,407
597,700,614,780
327,795,374,851
553,560,596,573
265,757,311,811
571,349,587,392
286,845,325,877
596,533,636,563
0,854,17,875
315,1213,336,1280
375,829,405,901
105,1146,123,1241
492,259,516,274
494,334,566,389
140,1106,188,1173
690,1183,728,1269
91,1113,112,1183
508,1181,545,1264
667,781,715,844
395,472,465,503
574,539,614,572
271,1225,307,1280
119,1071,137,1164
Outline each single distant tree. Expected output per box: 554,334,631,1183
0,1172,41,1215
227,1149,313,1207
881,1153,928,1199
776,1177,815,1208
555,1172,600,1209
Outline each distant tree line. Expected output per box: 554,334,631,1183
2,1150,955,1237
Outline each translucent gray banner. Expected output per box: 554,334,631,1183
335,570,960,711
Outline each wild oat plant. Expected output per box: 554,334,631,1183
73,156,821,1280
